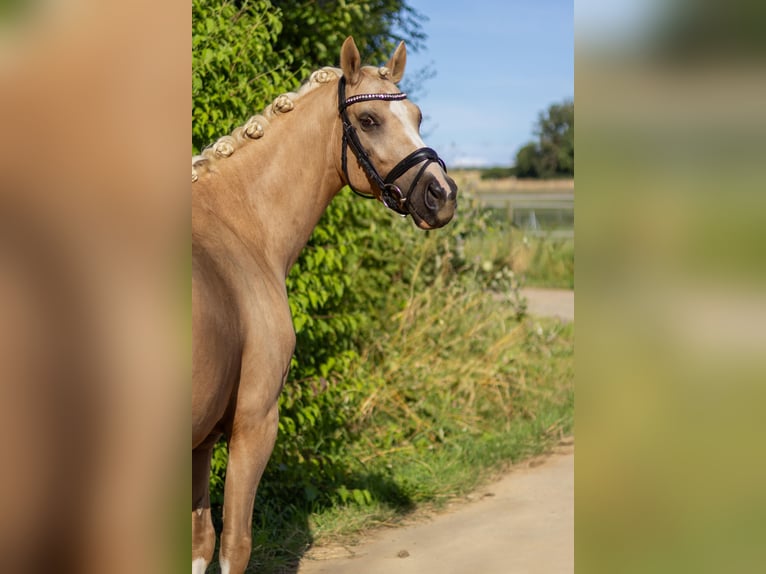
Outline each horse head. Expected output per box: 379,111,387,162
338,36,457,229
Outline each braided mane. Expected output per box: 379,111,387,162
192,67,342,181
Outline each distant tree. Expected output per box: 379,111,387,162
513,100,573,178
537,100,574,176
479,166,517,180
515,142,543,178
272,0,427,70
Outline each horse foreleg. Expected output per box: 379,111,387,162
218,402,280,574
192,438,218,573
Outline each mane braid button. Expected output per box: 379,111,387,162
244,117,265,139
272,95,295,114
213,136,236,158
312,69,335,84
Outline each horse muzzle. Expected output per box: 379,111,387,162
406,172,457,229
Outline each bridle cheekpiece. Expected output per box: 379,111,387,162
337,76,446,216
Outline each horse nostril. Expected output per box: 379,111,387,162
425,181,444,210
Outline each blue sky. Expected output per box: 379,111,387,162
401,0,573,167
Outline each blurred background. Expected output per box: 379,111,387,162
1,1,189,572
576,0,766,572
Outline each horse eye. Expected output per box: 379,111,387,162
359,114,378,129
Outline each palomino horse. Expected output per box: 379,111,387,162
192,36,457,573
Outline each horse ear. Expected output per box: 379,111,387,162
340,36,362,85
386,41,407,83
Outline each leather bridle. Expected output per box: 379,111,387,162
338,76,447,216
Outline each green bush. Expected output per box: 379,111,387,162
192,0,295,154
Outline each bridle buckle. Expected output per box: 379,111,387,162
381,183,405,212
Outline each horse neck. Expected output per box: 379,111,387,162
198,85,345,280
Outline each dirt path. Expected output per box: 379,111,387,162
297,288,574,574
298,445,573,574
521,287,574,323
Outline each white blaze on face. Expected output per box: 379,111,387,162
390,100,426,148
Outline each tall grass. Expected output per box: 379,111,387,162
514,234,575,289
462,225,575,289
344,276,574,506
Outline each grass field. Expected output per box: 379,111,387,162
452,170,574,289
